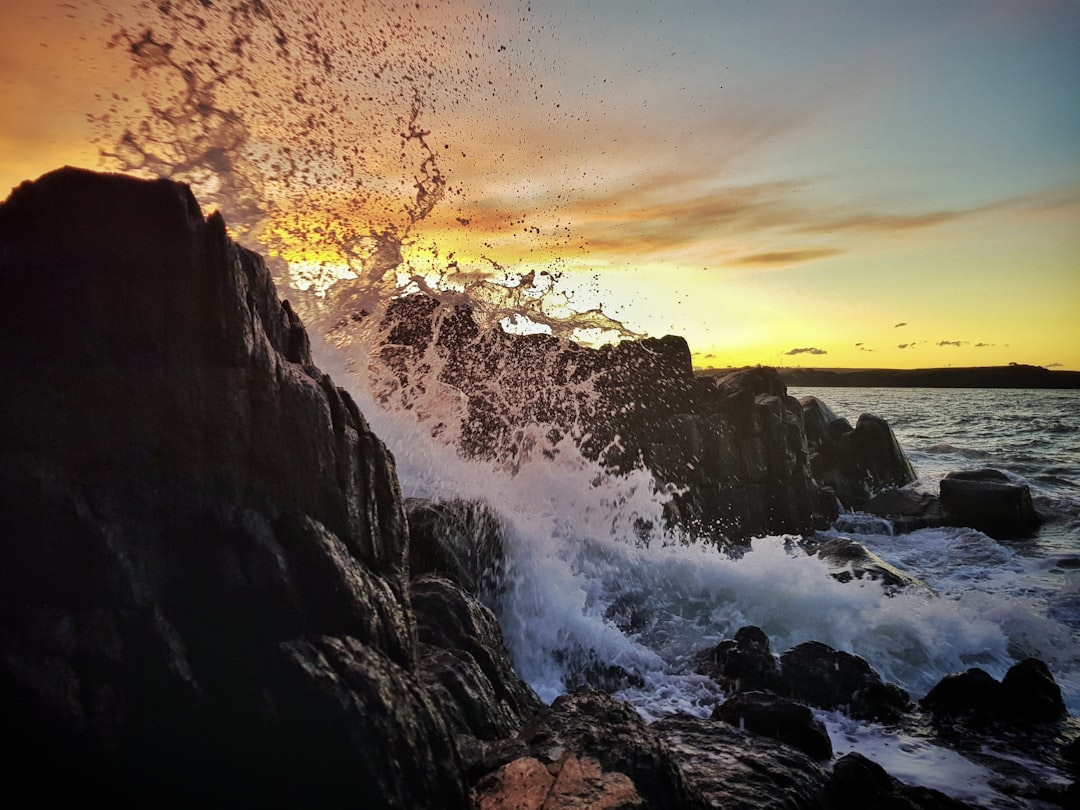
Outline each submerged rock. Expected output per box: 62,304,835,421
809,536,931,595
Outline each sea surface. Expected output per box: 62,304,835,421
347,374,1080,807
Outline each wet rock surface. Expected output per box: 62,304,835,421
695,626,911,722
807,535,932,594
651,714,830,810
711,691,833,760
5,168,1058,810
921,658,1067,726
512,691,706,809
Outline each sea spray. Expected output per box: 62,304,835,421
78,2,1080,801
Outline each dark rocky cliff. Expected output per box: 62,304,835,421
0,167,539,806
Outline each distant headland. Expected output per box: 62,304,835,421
698,364,1080,389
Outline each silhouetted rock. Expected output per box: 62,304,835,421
801,397,916,508
939,469,1042,540
830,752,976,810
651,714,830,810
0,167,474,806
375,298,914,543
921,658,1067,726
712,691,833,760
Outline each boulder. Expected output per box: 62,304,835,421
711,691,833,760
778,641,911,722
939,469,1042,540
694,630,910,723
801,397,916,508
651,714,831,810
693,625,780,693
920,658,1067,725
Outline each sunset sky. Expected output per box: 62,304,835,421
2,0,1078,370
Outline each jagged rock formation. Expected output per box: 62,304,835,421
0,167,537,806
800,396,916,508
376,298,916,543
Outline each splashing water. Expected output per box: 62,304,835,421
80,3,1080,802
90,0,634,347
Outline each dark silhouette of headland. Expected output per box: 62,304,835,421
699,364,1080,389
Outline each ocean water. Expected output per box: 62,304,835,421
340,370,1080,805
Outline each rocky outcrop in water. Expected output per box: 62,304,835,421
694,626,911,723
377,298,915,543
862,469,1042,540
800,396,916,508
921,658,1067,726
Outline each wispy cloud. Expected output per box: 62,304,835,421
786,347,828,355
937,340,967,347
733,248,842,266
894,322,907,328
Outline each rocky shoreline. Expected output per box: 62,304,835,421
2,168,1075,807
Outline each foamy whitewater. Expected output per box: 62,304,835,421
77,2,1080,803
328,342,1080,805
